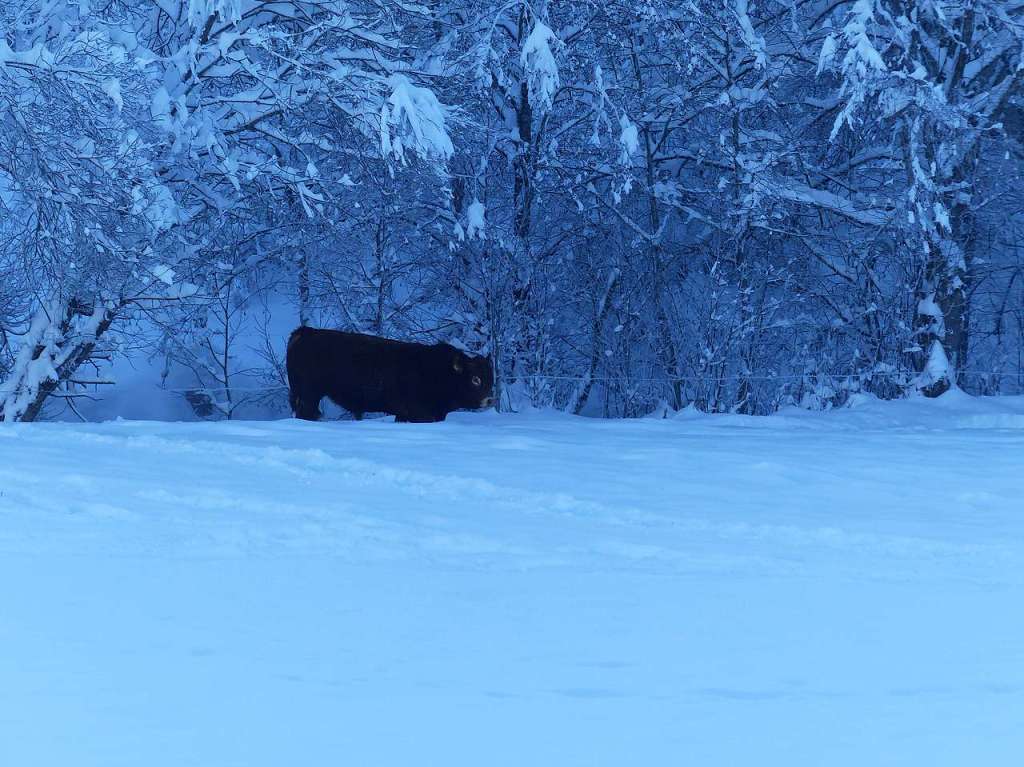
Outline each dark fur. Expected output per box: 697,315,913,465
286,327,495,422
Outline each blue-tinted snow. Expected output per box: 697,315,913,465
1,392,1022,765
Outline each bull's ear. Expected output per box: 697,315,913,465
452,356,463,373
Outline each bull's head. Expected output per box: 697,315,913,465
452,351,495,411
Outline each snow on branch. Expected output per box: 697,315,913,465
0,299,116,422
767,182,891,226
734,0,767,68
380,75,454,164
520,20,560,110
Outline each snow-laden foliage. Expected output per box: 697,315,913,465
2,0,1024,420
519,20,560,109
381,76,455,163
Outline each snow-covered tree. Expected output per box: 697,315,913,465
1,0,457,420
0,1,176,421
3,0,1024,422
818,0,1024,395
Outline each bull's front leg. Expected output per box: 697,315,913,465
399,408,446,423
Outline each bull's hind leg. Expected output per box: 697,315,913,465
290,387,323,421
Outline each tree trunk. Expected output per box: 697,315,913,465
297,250,311,327
913,7,978,398
630,34,682,410
570,269,621,414
513,81,534,239
0,297,120,422
914,156,976,397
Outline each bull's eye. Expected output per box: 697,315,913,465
471,376,482,387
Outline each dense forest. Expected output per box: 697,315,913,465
1,0,1023,421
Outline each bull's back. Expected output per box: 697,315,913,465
287,327,433,415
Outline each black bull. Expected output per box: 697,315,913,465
286,327,495,422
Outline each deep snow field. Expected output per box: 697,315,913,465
1,391,1023,766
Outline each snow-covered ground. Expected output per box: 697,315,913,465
2,392,1023,766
